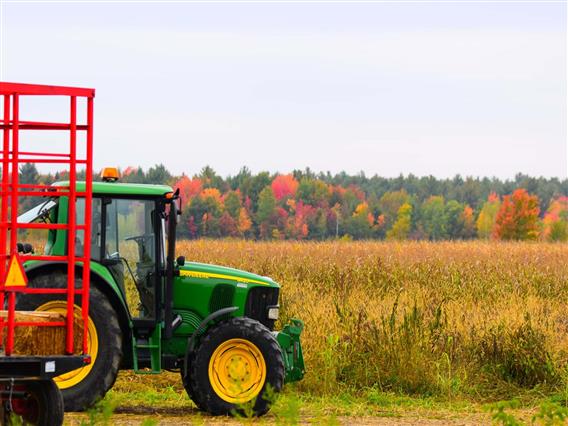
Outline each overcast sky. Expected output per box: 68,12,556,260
0,1,566,179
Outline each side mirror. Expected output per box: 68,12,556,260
176,256,185,267
176,198,182,224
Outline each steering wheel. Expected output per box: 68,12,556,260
124,234,154,263
125,234,153,243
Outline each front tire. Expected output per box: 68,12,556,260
16,272,123,412
183,317,284,416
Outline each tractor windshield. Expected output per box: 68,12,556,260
18,199,57,223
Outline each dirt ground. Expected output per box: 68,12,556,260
64,406,497,425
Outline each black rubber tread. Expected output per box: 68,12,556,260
16,272,123,412
6,380,64,426
185,317,285,416
181,351,207,411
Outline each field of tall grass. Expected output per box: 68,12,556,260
159,240,568,404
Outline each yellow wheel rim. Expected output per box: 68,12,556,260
208,338,266,404
35,301,98,390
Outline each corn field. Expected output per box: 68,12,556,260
165,240,568,402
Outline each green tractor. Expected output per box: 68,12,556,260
16,172,304,416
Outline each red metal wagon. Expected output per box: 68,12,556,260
0,82,94,425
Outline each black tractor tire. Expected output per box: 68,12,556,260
3,379,64,426
180,351,205,410
183,317,284,416
16,271,123,412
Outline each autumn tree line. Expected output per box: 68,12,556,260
17,163,568,241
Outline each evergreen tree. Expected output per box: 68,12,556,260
249,172,272,211
19,164,40,212
444,200,465,239
256,187,276,238
224,191,242,219
20,163,39,185
146,164,172,184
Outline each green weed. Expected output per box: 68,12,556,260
485,400,522,426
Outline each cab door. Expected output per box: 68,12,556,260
100,197,162,323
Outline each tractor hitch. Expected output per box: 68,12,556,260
275,319,305,383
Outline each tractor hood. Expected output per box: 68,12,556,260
178,262,278,287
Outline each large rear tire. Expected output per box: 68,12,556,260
183,317,284,416
16,272,123,412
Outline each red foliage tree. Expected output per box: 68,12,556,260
271,174,299,201
287,200,314,239
122,166,137,177
492,188,540,240
174,175,202,208
244,196,253,212
348,185,366,201
219,212,239,237
488,192,500,203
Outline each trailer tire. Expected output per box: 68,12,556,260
4,379,63,426
184,317,284,416
16,272,123,412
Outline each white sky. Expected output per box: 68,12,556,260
0,1,566,179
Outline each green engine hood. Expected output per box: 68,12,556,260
179,262,278,287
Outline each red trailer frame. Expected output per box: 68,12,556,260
0,82,94,357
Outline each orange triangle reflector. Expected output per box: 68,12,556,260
5,255,28,287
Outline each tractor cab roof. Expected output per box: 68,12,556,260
53,181,173,197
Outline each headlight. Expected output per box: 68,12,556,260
267,306,279,320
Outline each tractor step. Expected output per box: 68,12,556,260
132,322,161,374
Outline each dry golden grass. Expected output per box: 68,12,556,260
22,237,568,402
168,240,568,401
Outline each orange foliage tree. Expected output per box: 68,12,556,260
200,187,223,205
460,205,476,239
542,196,568,241
237,208,253,236
492,189,540,240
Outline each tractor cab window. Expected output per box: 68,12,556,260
17,198,58,255
103,198,158,319
18,199,57,224
75,197,102,261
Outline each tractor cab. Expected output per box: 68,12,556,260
18,170,304,416
21,174,177,331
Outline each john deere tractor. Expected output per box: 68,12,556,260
16,169,304,416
